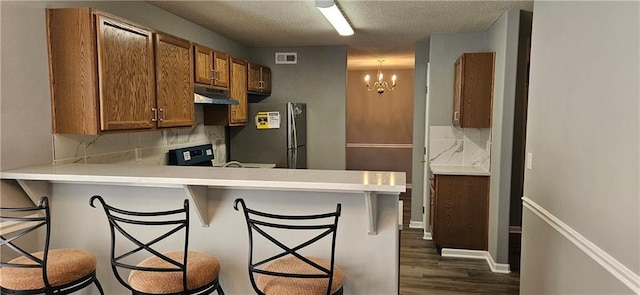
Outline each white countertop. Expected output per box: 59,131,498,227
429,164,490,176
1,164,405,194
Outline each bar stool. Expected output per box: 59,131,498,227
0,196,104,294
90,195,224,295
233,198,344,295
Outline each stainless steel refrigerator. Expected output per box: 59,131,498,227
229,102,307,168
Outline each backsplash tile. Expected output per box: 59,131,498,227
51,106,228,166
53,134,87,160
85,133,139,157
86,150,135,165
429,125,492,170
429,126,464,140
429,139,464,165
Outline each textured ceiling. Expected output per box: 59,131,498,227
148,0,533,69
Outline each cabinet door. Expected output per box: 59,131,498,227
96,14,154,131
452,57,463,127
212,50,229,89
435,175,489,250
229,57,248,125
261,66,272,94
453,52,494,128
155,33,194,128
194,44,213,86
247,63,262,93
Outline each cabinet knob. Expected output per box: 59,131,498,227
159,108,165,122
151,108,158,122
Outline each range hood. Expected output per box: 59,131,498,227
194,87,239,105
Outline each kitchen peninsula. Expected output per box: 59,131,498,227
1,164,405,294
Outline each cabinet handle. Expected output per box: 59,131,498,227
151,108,158,122
454,111,459,121
159,108,165,122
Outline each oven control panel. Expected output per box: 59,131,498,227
168,144,214,166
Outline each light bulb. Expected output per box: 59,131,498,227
364,75,370,82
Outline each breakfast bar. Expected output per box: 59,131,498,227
1,164,405,294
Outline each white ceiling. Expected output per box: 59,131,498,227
147,0,534,69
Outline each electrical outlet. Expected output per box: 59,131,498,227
526,153,533,170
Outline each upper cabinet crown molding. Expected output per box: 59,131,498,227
47,8,194,134
452,52,495,128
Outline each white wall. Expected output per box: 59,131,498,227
250,46,347,170
520,1,639,293
1,1,53,171
486,9,521,264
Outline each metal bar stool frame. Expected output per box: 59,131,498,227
233,198,343,295
90,196,224,295
0,196,104,295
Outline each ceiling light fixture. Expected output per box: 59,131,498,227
365,60,397,95
315,0,354,36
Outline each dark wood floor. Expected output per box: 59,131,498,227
399,227,520,295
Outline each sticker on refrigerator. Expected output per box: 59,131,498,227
256,111,281,129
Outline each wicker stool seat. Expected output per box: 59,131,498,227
0,249,97,291
257,256,344,295
129,251,221,294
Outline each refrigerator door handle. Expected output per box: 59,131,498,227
289,103,297,149
292,147,297,169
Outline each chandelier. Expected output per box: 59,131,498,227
364,60,397,95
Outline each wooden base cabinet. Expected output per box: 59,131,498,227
47,8,194,134
432,175,489,250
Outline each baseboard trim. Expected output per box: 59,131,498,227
441,248,511,274
523,196,640,293
423,232,432,240
408,221,423,229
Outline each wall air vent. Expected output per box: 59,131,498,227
275,52,297,64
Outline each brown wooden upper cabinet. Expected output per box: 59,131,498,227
193,44,229,91
247,63,271,95
155,33,195,128
46,8,194,134
204,57,248,126
452,52,495,128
